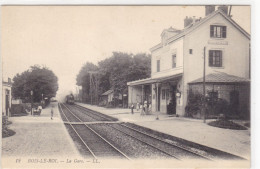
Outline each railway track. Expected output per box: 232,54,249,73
65,104,213,160
71,104,117,121
59,103,226,160
58,103,130,160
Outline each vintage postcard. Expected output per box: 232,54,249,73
1,5,251,168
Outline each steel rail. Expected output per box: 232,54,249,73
58,103,98,160
119,123,212,161
73,104,212,160
61,103,131,160
73,104,114,121
68,105,106,122
109,125,180,160
66,104,178,159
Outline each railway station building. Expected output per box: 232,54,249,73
127,6,250,118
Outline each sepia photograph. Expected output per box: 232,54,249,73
1,4,252,168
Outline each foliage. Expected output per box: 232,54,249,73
208,119,247,130
76,62,99,103
77,52,151,104
186,90,234,119
185,91,204,118
2,116,16,138
207,98,230,115
12,65,58,103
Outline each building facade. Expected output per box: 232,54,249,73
127,6,250,118
2,78,12,117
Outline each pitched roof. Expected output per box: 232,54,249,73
189,72,250,84
102,89,113,96
150,9,250,52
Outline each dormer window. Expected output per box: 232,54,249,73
210,25,226,38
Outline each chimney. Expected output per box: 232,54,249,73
218,5,228,15
8,78,11,83
205,5,215,16
184,16,193,27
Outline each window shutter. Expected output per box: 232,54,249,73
209,50,213,66
210,25,214,37
222,26,226,38
220,51,223,67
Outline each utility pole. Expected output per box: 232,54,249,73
89,73,92,105
89,71,99,105
95,75,99,105
156,83,159,120
203,46,206,123
30,90,33,116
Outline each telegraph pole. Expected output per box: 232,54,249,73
88,71,99,105
90,73,92,105
30,90,33,115
203,46,206,123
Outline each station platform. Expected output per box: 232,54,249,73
2,102,80,165
75,102,251,160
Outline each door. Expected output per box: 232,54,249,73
158,87,161,111
171,86,177,114
5,94,9,116
167,86,177,114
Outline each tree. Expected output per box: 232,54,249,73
98,52,133,97
76,62,99,103
128,53,151,82
12,65,58,103
77,52,151,106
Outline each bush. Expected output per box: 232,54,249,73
208,119,247,130
185,92,203,118
11,104,26,116
186,90,234,119
207,98,230,116
2,116,16,138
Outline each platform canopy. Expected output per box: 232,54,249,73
127,73,182,86
189,72,250,84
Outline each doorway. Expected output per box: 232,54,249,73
158,87,161,111
5,94,10,116
167,85,177,114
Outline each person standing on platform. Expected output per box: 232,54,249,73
131,103,134,114
136,102,140,111
51,105,54,120
144,100,148,115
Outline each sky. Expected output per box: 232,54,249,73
1,5,250,100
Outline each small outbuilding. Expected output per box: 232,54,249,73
101,90,122,107
2,78,12,117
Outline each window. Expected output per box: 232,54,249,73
209,50,222,67
172,54,176,68
210,25,226,38
157,60,160,72
189,49,193,54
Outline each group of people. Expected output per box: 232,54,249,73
131,101,151,116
